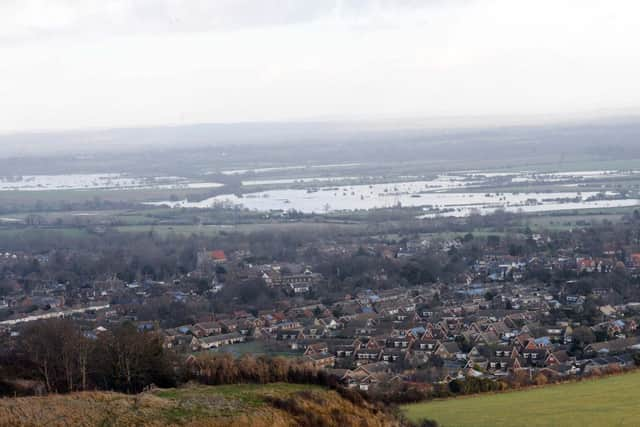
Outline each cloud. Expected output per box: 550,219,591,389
0,0,451,43
0,0,639,133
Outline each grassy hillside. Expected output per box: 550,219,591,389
0,383,401,427
402,371,640,427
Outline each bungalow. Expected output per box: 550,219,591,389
582,355,633,374
584,336,640,356
198,332,245,350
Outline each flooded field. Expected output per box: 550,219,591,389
148,169,640,216
4,168,637,218
0,174,223,192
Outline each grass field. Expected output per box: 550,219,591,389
211,341,301,358
114,220,367,236
0,226,92,239
402,371,640,427
516,212,629,231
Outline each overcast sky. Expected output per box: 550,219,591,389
1,0,640,134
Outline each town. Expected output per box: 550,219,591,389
3,208,640,400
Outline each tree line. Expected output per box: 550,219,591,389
1,319,175,395
0,319,331,397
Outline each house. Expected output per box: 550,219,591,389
577,258,596,273
210,250,227,263
304,342,329,355
218,319,239,333
335,343,359,358
340,363,392,391
584,336,640,356
197,250,227,269
192,321,222,337
412,338,441,356
354,348,382,365
276,328,304,341
487,357,522,373
380,348,404,362
385,336,413,350
582,355,633,374
304,352,336,369
163,332,193,350
289,282,312,294
434,341,463,360
276,268,323,288
552,361,581,376
519,349,550,367
197,332,245,350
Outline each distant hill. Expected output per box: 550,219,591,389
1,115,640,176
0,383,403,427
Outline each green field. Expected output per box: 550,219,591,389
115,220,366,236
402,371,640,427
211,341,301,358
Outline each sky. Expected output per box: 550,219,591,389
1,0,640,133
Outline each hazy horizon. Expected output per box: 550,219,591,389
1,111,640,161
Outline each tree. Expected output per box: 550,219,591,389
534,373,548,386
430,292,441,308
572,326,596,347
428,355,444,368
484,290,496,301
90,322,174,393
487,235,501,248
20,319,89,393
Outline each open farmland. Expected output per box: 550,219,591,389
402,371,640,427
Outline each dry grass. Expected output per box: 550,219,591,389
0,392,171,427
0,384,399,427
